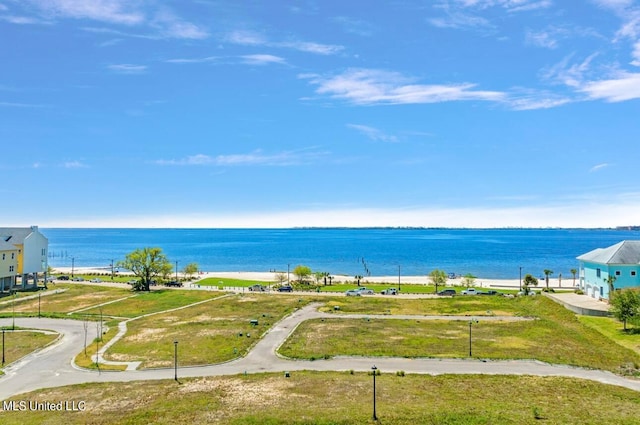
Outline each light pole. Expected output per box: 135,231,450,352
2,329,5,365
469,319,478,357
371,365,378,421
38,293,41,318
12,292,16,330
519,266,522,291
175,261,179,283
110,259,114,281
398,265,401,291
71,257,75,278
174,340,178,381
287,264,290,285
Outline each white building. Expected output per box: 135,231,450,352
0,226,48,291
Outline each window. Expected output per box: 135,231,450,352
9,265,14,272
633,271,637,277
1,253,4,260
11,253,14,259
615,270,621,276
596,268,601,278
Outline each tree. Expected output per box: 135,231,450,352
462,273,476,288
117,247,172,291
543,269,553,290
610,289,640,331
429,269,447,293
522,274,538,295
606,275,617,298
182,262,199,280
293,265,312,285
354,275,363,286
570,269,577,287
274,272,287,285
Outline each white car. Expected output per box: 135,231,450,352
346,287,374,296
90,278,102,283
461,288,479,295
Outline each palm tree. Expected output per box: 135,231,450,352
543,269,553,290
607,275,617,300
570,269,577,287
355,275,363,286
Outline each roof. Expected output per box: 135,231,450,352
577,240,640,265
0,240,17,252
0,226,45,245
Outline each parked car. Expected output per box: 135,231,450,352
437,289,456,296
58,275,70,281
126,279,138,285
345,289,362,296
461,288,478,295
248,284,266,292
277,285,293,292
90,278,102,283
479,290,500,296
165,281,183,287
72,276,85,282
346,287,374,296
380,288,398,295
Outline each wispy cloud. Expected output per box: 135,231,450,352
63,160,88,168
0,101,47,108
241,54,286,65
225,30,343,55
15,1,208,40
590,163,611,172
108,63,147,74
156,149,327,167
331,16,374,37
25,0,145,25
507,90,572,110
347,124,399,143
580,72,640,101
165,56,218,64
525,28,560,49
302,68,505,105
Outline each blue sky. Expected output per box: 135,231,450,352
2,0,640,228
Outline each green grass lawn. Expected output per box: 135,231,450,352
0,329,59,368
3,372,640,424
280,296,640,374
579,315,640,355
0,285,132,317
78,289,222,318
104,294,313,368
197,277,276,288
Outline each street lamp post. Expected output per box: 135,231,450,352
175,261,179,283
38,293,41,318
110,259,114,281
398,265,401,291
174,340,178,381
2,329,5,365
371,365,378,420
519,266,522,291
71,257,75,278
469,319,478,357
287,264,290,285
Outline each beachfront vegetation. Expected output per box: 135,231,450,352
182,262,199,279
522,274,538,295
543,269,553,290
292,264,312,284
117,247,173,291
429,269,447,292
3,373,640,425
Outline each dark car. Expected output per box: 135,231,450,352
437,289,456,296
248,284,266,292
278,285,293,292
58,275,70,281
479,290,500,296
165,281,183,287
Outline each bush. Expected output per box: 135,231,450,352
396,370,405,377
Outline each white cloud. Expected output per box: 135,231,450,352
589,163,611,172
525,29,559,49
225,30,343,55
26,0,145,25
63,160,88,168
241,54,286,65
347,124,399,143
580,72,640,101
151,9,209,39
165,56,218,64
108,63,147,74
303,68,505,105
632,41,640,66
156,149,327,167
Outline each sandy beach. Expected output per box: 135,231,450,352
53,266,538,289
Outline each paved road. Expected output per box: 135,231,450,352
2,304,640,402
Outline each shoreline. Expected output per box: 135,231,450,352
52,267,577,289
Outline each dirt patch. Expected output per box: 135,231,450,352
179,377,308,409
125,328,165,342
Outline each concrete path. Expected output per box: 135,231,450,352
2,304,640,402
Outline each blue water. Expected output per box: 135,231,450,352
42,228,640,279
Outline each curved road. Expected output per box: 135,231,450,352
2,304,640,401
